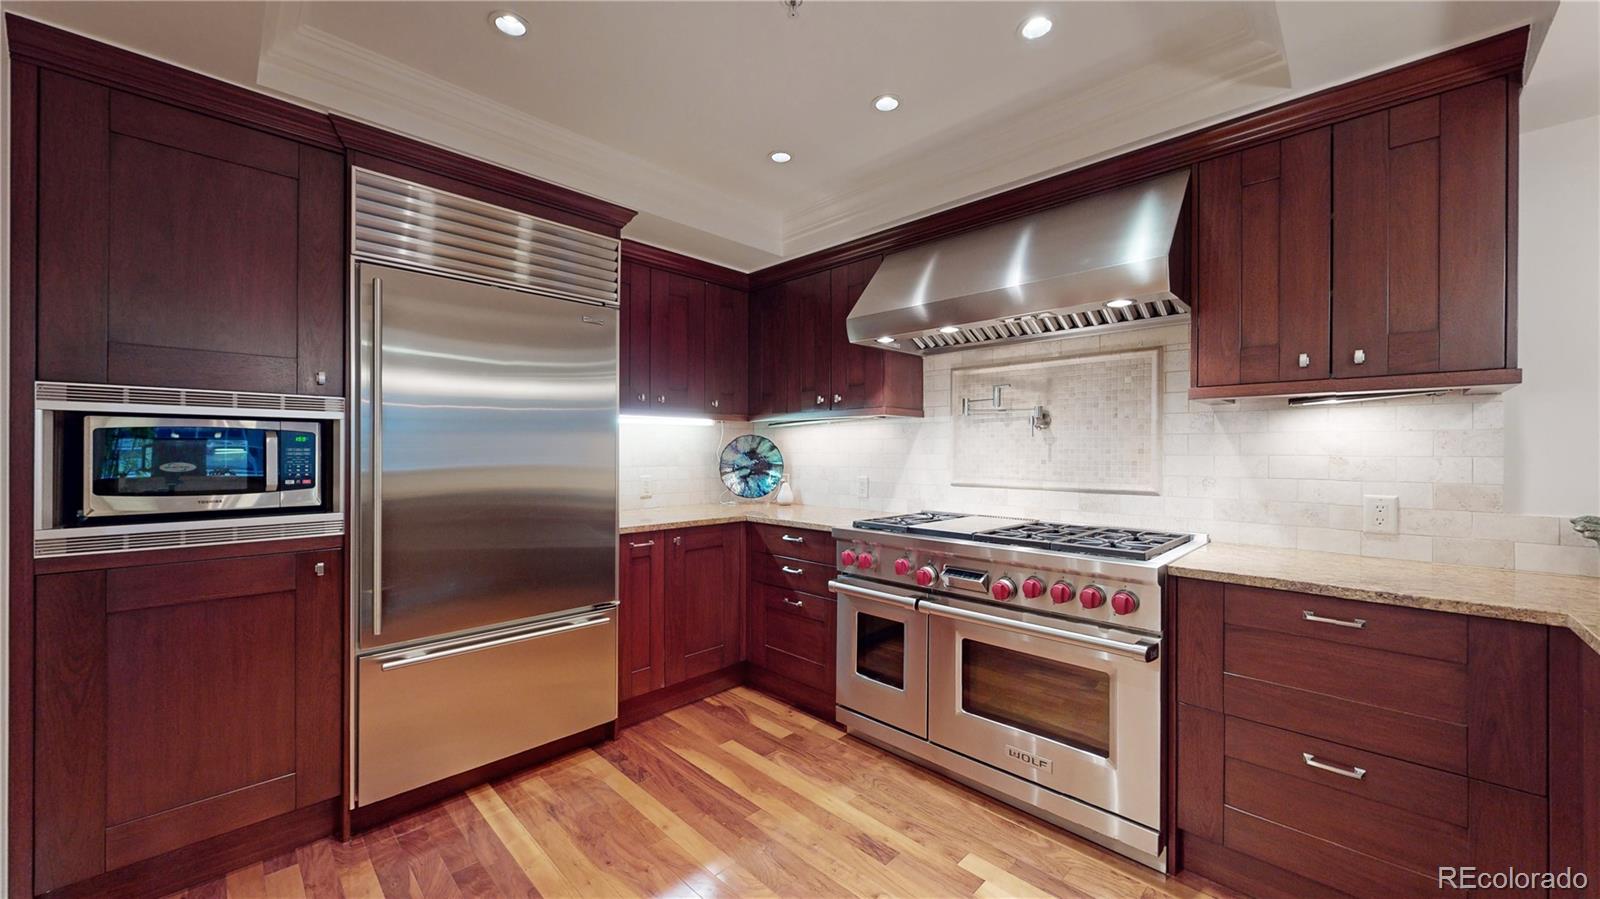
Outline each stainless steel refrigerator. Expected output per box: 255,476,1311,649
351,260,619,806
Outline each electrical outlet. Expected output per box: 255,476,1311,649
639,475,653,499
1363,494,1398,534
856,476,870,500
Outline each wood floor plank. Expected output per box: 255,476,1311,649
178,688,1230,899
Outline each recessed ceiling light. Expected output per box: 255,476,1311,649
939,325,961,334
875,336,896,344
490,10,528,37
769,151,793,163
1106,298,1134,309
1019,15,1053,40
872,94,900,112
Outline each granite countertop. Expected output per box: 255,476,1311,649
1172,543,1600,654
618,503,867,536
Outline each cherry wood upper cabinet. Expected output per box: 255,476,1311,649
34,72,344,396
32,550,342,894
1190,77,1518,400
1193,129,1333,387
619,260,653,412
647,269,707,410
1333,79,1511,378
705,283,750,417
748,283,788,418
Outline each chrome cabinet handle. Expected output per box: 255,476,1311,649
1353,349,1367,365
920,600,1159,662
781,565,804,575
657,395,666,404
781,534,805,543
314,561,326,577
315,370,328,385
782,597,804,607
637,393,647,402
372,276,384,636
1302,610,1367,629
672,536,682,546
815,394,826,405
1303,753,1367,780
711,398,720,408
833,393,842,403
629,540,655,548
1298,353,1310,368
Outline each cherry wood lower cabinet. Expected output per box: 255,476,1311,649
1170,577,1565,898
746,523,837,717
32,550,342,894
617,525,745,716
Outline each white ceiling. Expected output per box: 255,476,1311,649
3,0,1584,270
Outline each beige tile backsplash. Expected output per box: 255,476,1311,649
619,322,1598,578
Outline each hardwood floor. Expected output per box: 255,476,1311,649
168,688,1236,898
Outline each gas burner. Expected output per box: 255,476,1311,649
852,511,968,533
972,522,1192,561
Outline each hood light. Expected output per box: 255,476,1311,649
1106,298,1134,309
490,11,528,37
939,326,961,334
875,336,897,345
1019,15,1053,40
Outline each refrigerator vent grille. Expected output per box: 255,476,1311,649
352,168,620,306
35,382,345,414
35,518,344,559
907,298,1190,352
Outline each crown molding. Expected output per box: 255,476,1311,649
621,240,749,291
777,25,1290,257
255,11,782,256
752,25,1529,287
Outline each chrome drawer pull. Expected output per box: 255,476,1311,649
781,565,804,575
1302,610,1367,629
1303,753,1367,780
781,534,805,543
629,540,655,548
782,597,804,607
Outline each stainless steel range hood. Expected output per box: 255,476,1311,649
847,171,1190,354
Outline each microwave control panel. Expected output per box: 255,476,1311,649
279,430,318,490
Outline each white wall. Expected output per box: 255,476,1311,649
1507,113,1600,515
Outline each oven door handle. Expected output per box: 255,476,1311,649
828,579,920,610
921,601,1159,662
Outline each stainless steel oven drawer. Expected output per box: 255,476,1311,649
356,608,617,804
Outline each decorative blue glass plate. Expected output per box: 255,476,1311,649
719,434,784,499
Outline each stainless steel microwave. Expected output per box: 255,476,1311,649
83,415,322,519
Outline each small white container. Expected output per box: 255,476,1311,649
775,476,795,506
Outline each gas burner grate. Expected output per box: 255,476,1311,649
972,522,1192,560
852,511,968,533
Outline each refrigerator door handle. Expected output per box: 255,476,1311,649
372,276,384,636
376,612,614,671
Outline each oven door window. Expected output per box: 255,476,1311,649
960,640,1111,757
856,612,906,689
91,426,268,496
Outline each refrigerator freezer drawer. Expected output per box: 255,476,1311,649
356,609,618,804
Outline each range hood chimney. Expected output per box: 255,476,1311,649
847,170,1190,354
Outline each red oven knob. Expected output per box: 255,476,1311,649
1079,585,1106,609
856,553,875,569
991,578,1016,601
839,549,857,567
1111,590,1140,615
1021,577,1045,599
1049,581,1075,604
915,566,937,587
894,558,912,576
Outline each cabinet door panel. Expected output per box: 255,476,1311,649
648,269,707,409
664,526,742,684
1276,129,1333,380
1438,78,1508,372
296,147,346,395
619,532,666,699
295,551,343,807
37,71,110,383
1333,111,1392,377
829,256,884,410
620,261,652,410
748,284,786,416
706,283,749,416
787,270,833,413
1193,154,1242,387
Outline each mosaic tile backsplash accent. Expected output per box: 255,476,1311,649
619,322,1599,578
952,350,1160,493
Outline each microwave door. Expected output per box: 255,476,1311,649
357,264,619,650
